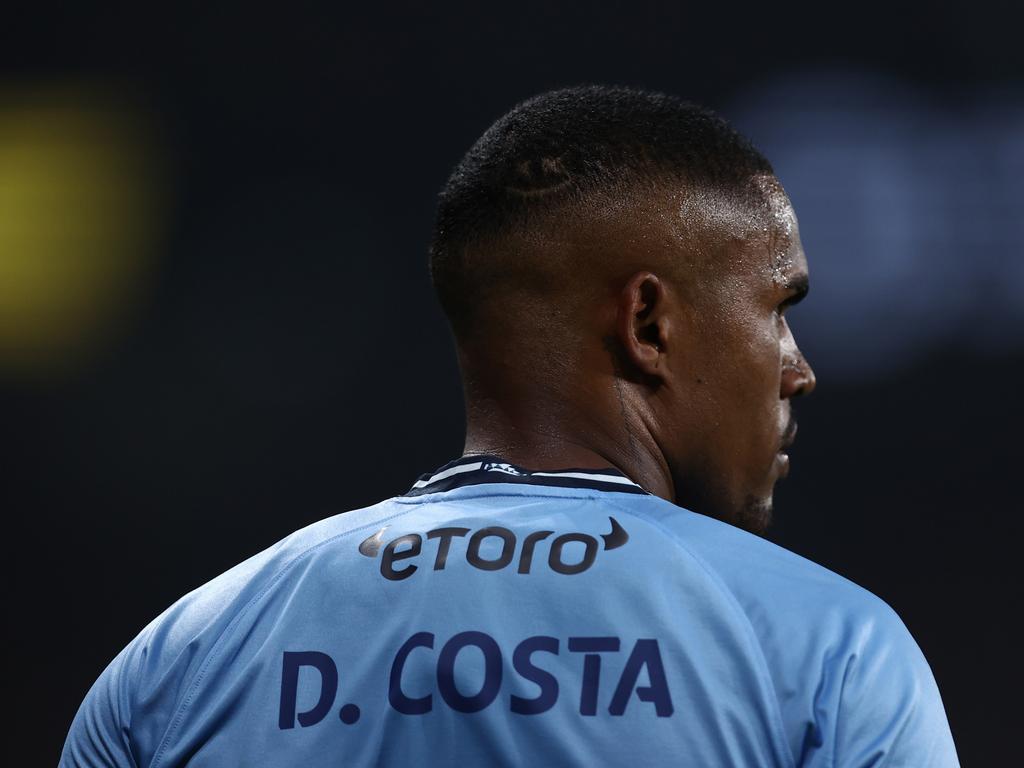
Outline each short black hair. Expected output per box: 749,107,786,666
430,85,773,334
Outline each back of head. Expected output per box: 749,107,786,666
429,85,773,344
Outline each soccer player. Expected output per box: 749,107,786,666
62,86,959,766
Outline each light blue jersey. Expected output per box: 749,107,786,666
62,456,959,766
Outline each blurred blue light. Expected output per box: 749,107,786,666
730,71,1024,379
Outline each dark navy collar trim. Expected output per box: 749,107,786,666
406,454,650,497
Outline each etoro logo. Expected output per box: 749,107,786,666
358,517,629,581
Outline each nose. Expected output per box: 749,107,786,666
783,349,816,398
780,322,816,398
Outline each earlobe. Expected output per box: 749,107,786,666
615,271,669,381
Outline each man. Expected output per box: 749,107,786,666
62,86,959,766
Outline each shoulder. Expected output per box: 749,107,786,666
613,493,894,625
137,497,403,667
613,494,956,765
62,497,406,767
573,492,913,697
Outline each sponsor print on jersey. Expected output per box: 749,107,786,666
358,517,629,580
278,631,673,729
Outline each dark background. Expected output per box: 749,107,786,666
3,3,1020,764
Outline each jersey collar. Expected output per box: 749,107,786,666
406,454,650,496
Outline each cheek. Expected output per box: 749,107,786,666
718,325,785,450
714,316,783,396
682,321,782,443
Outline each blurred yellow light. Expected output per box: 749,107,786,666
0,93,160,374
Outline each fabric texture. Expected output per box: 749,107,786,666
61,456,959,767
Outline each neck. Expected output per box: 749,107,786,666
461,392,676,503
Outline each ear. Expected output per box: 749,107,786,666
614,271,671,381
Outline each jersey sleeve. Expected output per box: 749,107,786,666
60,642,141,768
824,604,959,767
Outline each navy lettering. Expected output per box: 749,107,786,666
389,632,434,714
381,534,422,581
279,651,338,729
426,527,470,570
466,527,515,571
568,637,620,715
549,533,598,575
437,631,503,713
361,518,627,578
517,530,553,574
510,636,560,714
610,639,674,716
